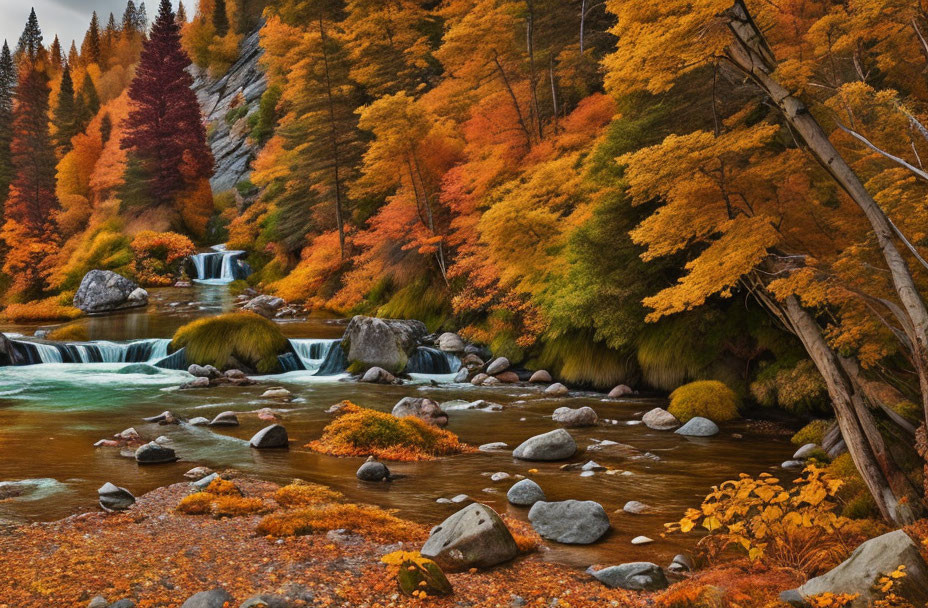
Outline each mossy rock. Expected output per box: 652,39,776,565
170,312,288,374
668,380,739,423
396,557,453,597
791,419,831,446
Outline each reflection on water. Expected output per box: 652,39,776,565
0,285,796,568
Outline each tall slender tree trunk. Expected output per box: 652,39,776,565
525,0,543,141
492,52,533,148
725,0,928,494
318,16,345,259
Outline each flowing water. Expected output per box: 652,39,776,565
0,285,795,568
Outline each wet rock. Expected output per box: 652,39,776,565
359,366,396,384
154,435,171,445
261,387,292,400
453,368,470,383
608,385,634,398
357,458,390,482
94,439,119,447
450,494,469,503
482,376,501,386
513,429,577,461
529,370,552,383
392,397,449,427
642,408,680,431
192,473,219,491
490,472,510,482
249,424,288,449
552,406,598,427
225,369,246,380
115,427,141,441
528,500,610,544
73,270,148,314
188,364,221,379
180,589,234,608
243,295,286,318
507,479,545,506
240,594,290,608
421,503,519,571
98,482,135,511
188,417,210,426
437,332,466,353
590,562,668,591
118,363,161,375
87,597,108,608
134,441,177,464
495,371,520,383
470,373,489,386
793,443,820,460
443,399,502,412
143,411,179,425
668,554,693,573
209,411,239,427
622,500,650,515
780,530,928,608
782,460,804,469
461,353,485,370
342,315,427,374
631,535,653,545
184,466,214,480
674,417,719,437
486,357,510,375
479,442,508,452
183,377,211,389
544,383,569,396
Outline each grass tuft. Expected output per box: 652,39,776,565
668,380,739,423
170,312,288,373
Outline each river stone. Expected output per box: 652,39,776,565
482,376,501,386
668,554,694,573
188,417,210,426
360,366,396,384
675,416,719,437
184,376,210,388
453,368,470,383
184,466,213,479
357,459,390,482
118,363,161,375
479,442,508,452
631,535,653,545
243,295,286,318
544,383,569,396
793,443,820,459
209,411,239,427
437,332,466,353
781,530,928,608
552,406,598,427
513,429,577,461
461,353,484,370
192,473,219,491
87,597,108,608
442,399,502,412
622,500,650,514
529,369,552,383
591,562,668,591
342,315,427,374
98,482,135,511
73,270,148,314
143,410,178,424
188,364,220,378
261,387,292,400
135,441,177,464
470,373,489,386
495,371,520,383
782,460,804,469
528,500,610,544
608,385,634,398
420,503,518,571
507,479,545,506
250,424,289,449
485,357,510,375
392,397,448,427
180,589,234,608
642,408,680,431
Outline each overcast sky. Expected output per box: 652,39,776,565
0,1,184,53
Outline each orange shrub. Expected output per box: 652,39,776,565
176,492,215,515
129,230,196,286
204,478,241,496
305,401,473,461
257,503,425,543
501,514,542,554
3,300,83,322
210,495,269,518
176,478,268,518
273,482,343,508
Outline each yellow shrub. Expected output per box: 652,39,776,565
792,419,831,446
176,492,215,515
176,479,268,518
668,380,739,423
273,482,343,508
210,495,269,518
170,312,288,373
46,324,89,342
3,299,83,322
257,503,424,543
205,478,241,496
305,401,472,461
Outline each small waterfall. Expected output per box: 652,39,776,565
288,338,341,372
277,352,304,372
153,348,188,370
188,244,251,285
405,346,461,374
4,338,174,366
314,340,349,376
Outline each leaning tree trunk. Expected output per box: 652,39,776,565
725,0,928,498
753,283,923,524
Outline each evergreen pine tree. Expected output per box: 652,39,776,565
67,41,79,66
213,0,229,37
100,112,113,145
137,3,149,32
176,1,188,25
16,9,43,60
53,64,76,156
123,1,139,36
48,35,63,73
82,12,102,64
73,74,100,134
0,42,15,220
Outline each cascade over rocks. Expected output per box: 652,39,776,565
341,316,427,374
73,270,148,314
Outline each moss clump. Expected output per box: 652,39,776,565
257,503,424,543
305,402,472,461
176,478,269,518
791,419,831,446
170,312,288,373
892,401,922,424
46,324,89,342
668,380,739,423
826,453,879,519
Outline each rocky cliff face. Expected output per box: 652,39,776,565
192,25,267,193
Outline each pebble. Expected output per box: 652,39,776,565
450,494,469,503
490,472,511,482
479,442,508,452
631,536,654,545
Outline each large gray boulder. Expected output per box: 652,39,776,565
528,500,610,544
420,503,518,571
552,406,598,427
341,316,427,374
249,424,288,449
780,530,928,608
73,270,148,314
392,397,448,427
642,408,680,430
98,482,135,511
513,429,577,461
675,416,719,437
507,479,546,506
135,441,177,464
591,562,668,590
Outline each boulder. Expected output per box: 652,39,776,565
513,429,577,461
668,554,694,574
642,408,680,431
341,315,427,374
436,332,466,353
420,503,519,571
482,376,501,386
544,383,569,396
608,385,634,398
359,366,396,384
507,479,546,506
134,441,177,464
453,368,470,383
675,416,719,437
357,459,390,482
180,589,234,608
188,364,220,378
780,530,928,608
528,500,610,544
529,370,553,383
249,424,289,449
209,411,239,427
73,270,148,314
243,295,286,318
591,563,668,591
552,406,598,427
485,357,510,375
98,482,135,511
392,397,449,427
495,371,520,383
461,354,484,370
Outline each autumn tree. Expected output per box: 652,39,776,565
53,65,78,156
121,0,214,236
82,12,102,65
16,9,43,59
213,0,230,37
0,41,14,212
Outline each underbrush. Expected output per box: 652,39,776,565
46,323,89,342
3,299,83,322
257,502,426,543
175,478,271,518
668,380,739,423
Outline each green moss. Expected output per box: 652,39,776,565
791,419,831,446
170,312,288,373
826,453,879,519
225,105,249,126
530,329,632,390
635,315,722,391
376,280,451,332
891,401,922,424
668,380,740,423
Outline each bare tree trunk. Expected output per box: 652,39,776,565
492,52,533,147
725,0,928,486
525,0,543,141
548,54,559,134
318,16,345,258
